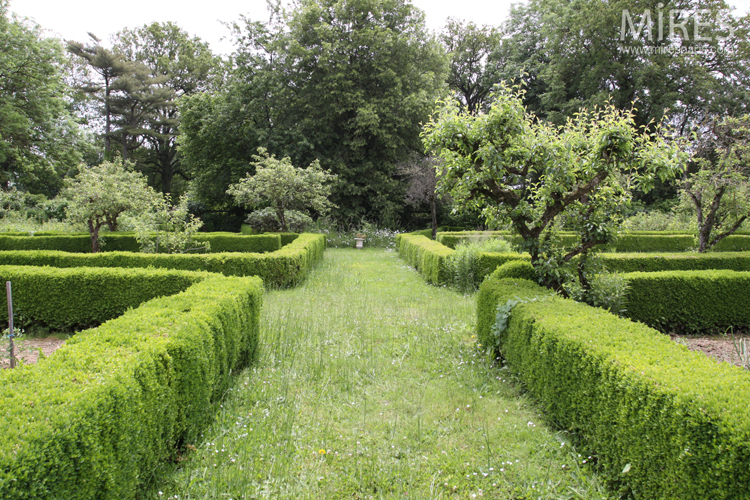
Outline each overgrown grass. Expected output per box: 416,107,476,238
153,248,609,499
446,238,516,294
0,214,84,233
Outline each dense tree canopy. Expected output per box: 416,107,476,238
180,0,448,225
0,1,86,196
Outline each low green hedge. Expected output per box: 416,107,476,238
599,251,750,273
0,233,326,288
0,275,263,500
0,266,215,330
621,270,750,333
0,232,282,253
395,233,454,284
477,276,750,499
437,231,750,252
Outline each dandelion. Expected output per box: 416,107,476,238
318,449,326,455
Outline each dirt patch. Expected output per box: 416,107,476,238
1,337,66,369
671,333,750,369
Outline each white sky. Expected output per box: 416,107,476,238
9,0,750,56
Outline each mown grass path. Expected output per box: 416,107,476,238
158,249,608,499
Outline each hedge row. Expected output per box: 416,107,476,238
0,266,215,330
395,233,454,284
0,275,263,500
0,233,326,288
621,270,750,333
0,232,283,253
436,231,750,252
477,276,750,499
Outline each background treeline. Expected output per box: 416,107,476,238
2,0,749,231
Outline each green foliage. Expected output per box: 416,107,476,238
621,210,694,232
132,194,209,254
0,233,325,288
445,238,514,293
620,270,750,333
598,251,750,273
227,149,337,231
243,207,313,234
0,266,213,330
0,3,88,196
501,0,750,131
477,273,750,499
424,85,686,292
395,233,454,284
680,116,750,252
489,260,537,282
0,232,282,253
0,275,263,500
180,0,448,225
62,159,158,252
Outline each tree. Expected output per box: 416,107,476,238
180,0,448,225
0,1,86,196
498,0,750,131
227,148,337,232
396,154,447,239
680,115,750,252
423,87,686,294
440,18,502,115
62,158,157,252
67,34,134,156
114,22,218,196
132,193,209,254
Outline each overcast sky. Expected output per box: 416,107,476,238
9,0,750,56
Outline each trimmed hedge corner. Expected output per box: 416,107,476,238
0,233,326,288
0,275,263,500
477,275,750,499
0,266,215,330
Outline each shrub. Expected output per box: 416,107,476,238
488,260,537,282
244,207,313,233
0,233,325,288
0,275,263,500
477,275,750,499
395,233,454,284
0,266,214,330
620,270,750,333
0,232,282,254
445,238,515,293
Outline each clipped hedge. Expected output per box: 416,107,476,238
477,276,750,499
0,266,215,330
621,269,750,332
599,251,750,273
437,230,750,252
488,260,537,282
0,233,326,288
0,275,263,500
395,233,454,284
0,232,282,254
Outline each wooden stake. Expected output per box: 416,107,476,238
6,281,15,369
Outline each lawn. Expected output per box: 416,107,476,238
154,248,609,499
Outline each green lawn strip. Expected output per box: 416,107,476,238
156,249,609,499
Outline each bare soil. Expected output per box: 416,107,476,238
1,337,66,369
671,333,750,368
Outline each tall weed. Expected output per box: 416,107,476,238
447,238,515,293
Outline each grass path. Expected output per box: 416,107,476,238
156,249,608,499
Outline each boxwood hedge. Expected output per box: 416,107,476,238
0,275,263,500
0,233,326,288
0,266,215,330
621,269,750,333
477,276,750,499
395,233,454,284
0,232,282,253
